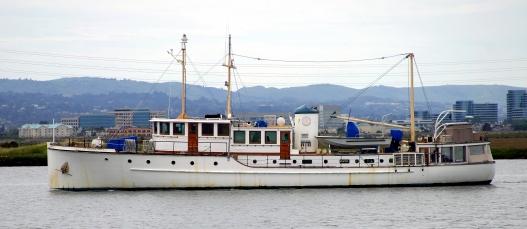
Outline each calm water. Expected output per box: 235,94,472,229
1,161,526,228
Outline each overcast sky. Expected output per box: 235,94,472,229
0,0,526,89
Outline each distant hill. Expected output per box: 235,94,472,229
0,77,523,105
0,77,524,127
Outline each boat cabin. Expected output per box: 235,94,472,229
150,118,295,158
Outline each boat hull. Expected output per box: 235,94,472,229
48,146,495,189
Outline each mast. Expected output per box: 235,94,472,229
177,34,188,119
224,34,235,119
408,53,416,142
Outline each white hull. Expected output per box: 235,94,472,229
48,146,495,189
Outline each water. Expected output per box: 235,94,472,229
1,161,526,228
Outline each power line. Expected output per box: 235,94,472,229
233,53,409,63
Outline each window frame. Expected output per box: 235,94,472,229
264,131,277,144
217,123,230,137
201,123,214,136
160,122,170,135
173,122,185,136
249,131,262,144
233,130,246,144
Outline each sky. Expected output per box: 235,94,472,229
0,0,526,89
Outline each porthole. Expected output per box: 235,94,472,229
380,159,384,163
171,161,175,165
389,158,394,163
253,159,257,164
104,158,108,161
213,161,218,166
355,159,359,163
146,160,150,164
190,161,195,166
128,159,132,163
323,159,328,164
293,160,297,164
272,160,277,164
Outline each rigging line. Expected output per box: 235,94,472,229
346,55,408,121
108,54,178,140
186,54,227,105
232,68,243,117
232,53,409,63
135,54,178,115
108,55,177,140
186,56,219,104
414,57,432,115
234,68,248,114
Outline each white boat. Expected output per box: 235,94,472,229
47,35,495,189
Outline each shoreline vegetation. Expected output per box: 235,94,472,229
1,134,527,166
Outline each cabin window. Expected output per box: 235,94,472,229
160,122,170,135
265,131,277,144
201,123,214,136
454,146,466,162
249,131,261,144
173,122,185,135
233,131,246,144
153,122,158,134
469,145,485,155
339,159,350,164
218,124,230,136
363,159,375,164
302,159,312,164
441,147,453,163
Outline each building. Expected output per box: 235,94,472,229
452,100,474,122
79,114,115,129
452,100,498,123
507,90,527,121
318,104,342,134
61,117,79,129
474,103,498,123
414,110,431,120
19,123,74,138
114,109,166,129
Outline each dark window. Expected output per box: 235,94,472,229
355,159,359,163
218,124,230,136
213,161,218,166
153,122,158,134
128,159,132,163
302,159,312,164
173,122,185,135
160,122,170,135
323,160,328,164
249,131,261,144
389,158,394,163
146,160,150,164
252,159,257,164
233,131,246,144
190,161,195,165
454,146,466,162
281,132,290,141
340,159,350,164
272,160,277,164
364,159,375,163
293,160,297,164
441,147,453,163
265,131,277,144
201,123,214,136
380,159,384,163
171,161,175,165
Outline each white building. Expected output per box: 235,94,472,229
18,123,74,138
